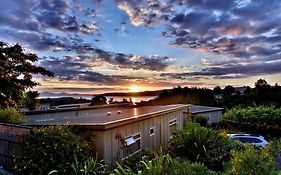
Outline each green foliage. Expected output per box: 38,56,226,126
122,148,158,172
168,123,235,171
266,139,281,170
70,155,109,175
227,146,278,175
224,106,281,127
13,126,94,175
23,91,40,111
194,115,208,126
0,41,54,107
267,139,281,155
138,86,216,106
113,151,216,175
0,107,24,124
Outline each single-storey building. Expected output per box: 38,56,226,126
24,104,223,165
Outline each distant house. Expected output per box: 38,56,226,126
24,104,223,165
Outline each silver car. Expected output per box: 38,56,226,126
228,133,269,147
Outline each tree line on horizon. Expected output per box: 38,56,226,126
137,79,281,109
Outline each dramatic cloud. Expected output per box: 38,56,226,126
0,0,99,34
40,53,171,85
117,0,281,77
161,59,281,79
1,0,281,93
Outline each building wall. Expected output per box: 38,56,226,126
88,109,184,165
197,111,222,124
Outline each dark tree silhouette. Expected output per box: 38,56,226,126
23,91,40,111
223,85,235,96
90,95,107,105
213,86,222,94
0,41,54,107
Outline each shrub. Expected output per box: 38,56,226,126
70,155,109,175
0,107,24,124
194,115,208,126
114,151,216,175
224,106,281,127
168,123,235,171
13,126,94,175
139,153,216,175
266,139,281,170
228,145,278,175
122,148,157,172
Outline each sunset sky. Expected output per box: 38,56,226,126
1,0,280,95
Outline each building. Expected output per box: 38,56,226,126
24,104,223,165
187,105,223,124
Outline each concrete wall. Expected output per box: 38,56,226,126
85,109,184,165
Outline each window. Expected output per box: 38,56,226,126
149,127,155,136
123,133,141,158
169,118,177,137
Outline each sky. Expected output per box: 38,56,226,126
0,0,281,95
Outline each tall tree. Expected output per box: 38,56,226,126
213,86,222,94
223,85,235,96
90,95,107,105
0,41,54,107
23,91,40,111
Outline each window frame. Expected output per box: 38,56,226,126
169,118,177,138
149,127,155,136
122,132,142,159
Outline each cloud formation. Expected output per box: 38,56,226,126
117,0,281,77
40,53,171,85
0,0,99,34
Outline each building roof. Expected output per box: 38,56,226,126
25,104,188,130
188,105,224,114
24,104,223,130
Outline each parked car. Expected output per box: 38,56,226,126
228,133,269,147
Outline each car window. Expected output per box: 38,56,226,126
236,137,263,143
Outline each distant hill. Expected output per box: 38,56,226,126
39,89,164,99
39,92,93,99
100,90,164,96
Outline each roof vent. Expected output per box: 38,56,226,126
107,112,111,116
117,110,121,114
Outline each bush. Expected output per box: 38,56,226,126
13,126,94,174
0,107,24,124
168,123,235,171
114,151,216,175
228,146,278,175
194,115,208,126
266,139,281,170
122,148,158,172
70,155,109,175
224,106,281,127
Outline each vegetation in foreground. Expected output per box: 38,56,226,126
11,124,281,175
14,126,95,175
0,107,24,124
168,123,235,171
224,106,281,127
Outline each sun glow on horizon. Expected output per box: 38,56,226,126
129,85,141,92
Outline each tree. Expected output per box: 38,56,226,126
213,86,222,94
0,41,53,107
90,95,107,105
255,78,268,87
23,91,40,111
223,85,235,96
